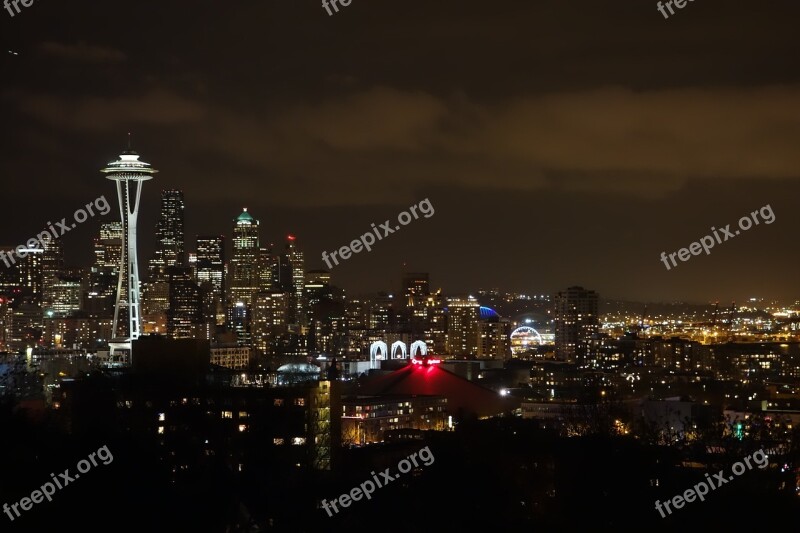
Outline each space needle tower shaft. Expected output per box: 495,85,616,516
100,146,157,357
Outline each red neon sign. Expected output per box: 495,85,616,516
411,356,441,366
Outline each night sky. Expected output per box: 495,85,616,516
2,1,800,302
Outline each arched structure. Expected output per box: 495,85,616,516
410,340,428,358
370,341,388,369
391,341,407,359
510,326,544,356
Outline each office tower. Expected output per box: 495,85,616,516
402,272,429,310
476,307,511,360
41,236,64,310
305,270,346,356
554,286,599,364
196,236,225,326
229,208,260,307
166,266,204,339
0,253,16,296
401,271,429,335
140,280,169,335
257,244,274,291
94,222,123,269
285,235,305,326
18,247,43,304
85,222,122,318
445,296,480,357
252,291,288,356
148,189,185,280
48,272,83,317
272,252,292,292
369,293,397,332
425,290,447,354
101,148,157,356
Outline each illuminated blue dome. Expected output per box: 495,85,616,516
479,306,500,320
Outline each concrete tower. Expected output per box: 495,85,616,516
101,148,157,358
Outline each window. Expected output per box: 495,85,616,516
273,438,284,445
292,437,306,446
239,411,248,418
294,398,305,407
221,411,233,419
158,426,165,435
238,424,247,432
158,413,166,422
274,399,284,407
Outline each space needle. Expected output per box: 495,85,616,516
101,143,157,360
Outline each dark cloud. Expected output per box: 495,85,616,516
38,41,126,63
1,0,800,299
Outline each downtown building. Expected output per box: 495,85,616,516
445,295,480,357
195,235,226,330
228,208,261,307
148,189,186,281
554,286,599,364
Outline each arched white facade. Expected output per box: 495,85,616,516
369,340,433,368
410,340,428,358
370,341,388,369
391,341,407,359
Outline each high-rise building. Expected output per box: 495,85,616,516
101,149,157,357
48,273,83,317
196,235,225,326
41,236,64,311
148,189,185,280
401,271,429,335
229,208,260,307
476,307,511,360
86,222,122,318
166,266,204,339
94,222,123,269
252,291,288,356
445,295,480,357
284,235,305,327
554,286,599,364
18,247,43,305
424,290,447,354
257,244,274,291
402,272,429,310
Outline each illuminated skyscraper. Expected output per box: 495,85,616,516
167,266,204,339
554,286,599,364
445,295,480,357
148,189,185,280
229,208,260,307
41,236,64,311
101,149,157,357
196,235,225,326
284,235,305,326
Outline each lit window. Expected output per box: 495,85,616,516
222,411,233,419
273,438,284,445
295,398,305,406
274,399,284,407
158,413,166,422
158,426,165,434
292,437,306,446
239,411,248,418
238,424,247,432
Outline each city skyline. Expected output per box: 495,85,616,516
3,1,800,301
